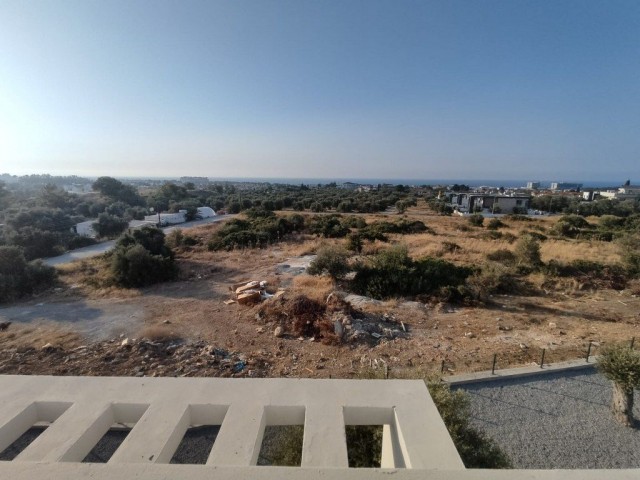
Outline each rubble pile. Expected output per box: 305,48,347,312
0,337,271,378
257,291,410,345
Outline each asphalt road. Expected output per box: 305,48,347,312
44,215,234,266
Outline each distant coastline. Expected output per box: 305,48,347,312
127,177,627,189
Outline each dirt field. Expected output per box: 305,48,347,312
1,208,638,379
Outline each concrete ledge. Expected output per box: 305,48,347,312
0,463,639,480
445,358,597,386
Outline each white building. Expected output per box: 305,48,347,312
144,210,187,226
72,221,97,238
196,207,216,218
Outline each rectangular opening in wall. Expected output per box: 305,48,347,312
345,425,383,468
343,406,403,468
0,401,72,461
169,404,228,465
81,403,148,463
257,406,305,466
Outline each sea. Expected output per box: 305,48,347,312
198,177,624,189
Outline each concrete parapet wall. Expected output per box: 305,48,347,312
0,376,462,477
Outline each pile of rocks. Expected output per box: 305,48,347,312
0,338,271,378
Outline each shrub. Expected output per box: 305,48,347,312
486,249,516,265
346,233,363,253
468,214,484,227
514,234,542,268
307,245,350,280
428,381,511,468
597,343,640,426
352,245,472,300
111,244,177,288
486,218,505,230
618,234,640,276
441,241,461,253
110,227,176,288
465,263,523,299
0,246,57,303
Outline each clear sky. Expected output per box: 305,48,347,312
0,0,639,181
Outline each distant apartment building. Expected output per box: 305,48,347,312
599,185,640,200
550,182,582,191
449,193,531,214
526,181,541,190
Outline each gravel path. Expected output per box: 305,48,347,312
458,369,640,468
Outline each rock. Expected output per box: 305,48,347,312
274,326,284,338
41,343,55,352
548,322,557,329
519,343,528,350
464,332,476,338
0,321,11,331
121,338,131,347
334,320,344,337
163,320,171,324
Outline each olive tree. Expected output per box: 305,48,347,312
597,343,640,427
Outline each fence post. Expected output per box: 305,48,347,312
631,337,635,349
441,360,445,374
540,349,546,369
491,354,497,375
586,341,592,363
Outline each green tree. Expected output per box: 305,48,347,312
597,343,640,427
93,213,129,238
93,177,144,206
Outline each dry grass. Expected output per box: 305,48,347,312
290,275,335,303
0,324,81,350
540,239,621,264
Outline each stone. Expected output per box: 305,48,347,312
274,326,284,338
121,338,131,347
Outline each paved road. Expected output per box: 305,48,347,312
44,215,234,266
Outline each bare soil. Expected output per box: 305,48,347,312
1,210,639,379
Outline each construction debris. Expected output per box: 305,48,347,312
230,280,285,306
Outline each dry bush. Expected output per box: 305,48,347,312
137,325,183,342
281,235,324,257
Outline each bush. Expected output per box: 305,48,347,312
0,246,57,303
618,234,640,276
598,343,640,392
465,263,522,299
468,214,484,227
111,244,176,288
514,234,542,268
428,381,511,468
486,218,505,230
307,245,350,280
352,245,471,300
441,241,461,253
486,249,516,265
110,227,176,288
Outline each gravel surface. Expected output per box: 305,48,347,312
458,368,640,468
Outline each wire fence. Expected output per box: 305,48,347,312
353,336,636,380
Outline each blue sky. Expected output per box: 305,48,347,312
0,0,639,181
